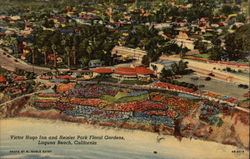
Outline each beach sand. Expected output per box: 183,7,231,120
0,117,248,159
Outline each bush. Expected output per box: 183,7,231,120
242,85,249,89
226,67,231,72
208,73,215,77
205,77,211,81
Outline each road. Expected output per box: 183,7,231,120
1,46,249,84
0,48,70,74
160,55,249,85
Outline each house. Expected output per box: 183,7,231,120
0,75,7,83
150,60,177,77
88,59,103,68
93,68,114,77
111,67,154,80
174,31,196,50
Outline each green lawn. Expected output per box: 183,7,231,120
101,93,149,103
121,80,152,85
92,77,119,83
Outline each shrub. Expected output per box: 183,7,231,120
208,73,215,76
205,77,211,81
226,67,232,72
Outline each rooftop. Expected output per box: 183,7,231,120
0,75,7,82
151,60,177,65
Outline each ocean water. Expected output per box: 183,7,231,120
0,118,248,159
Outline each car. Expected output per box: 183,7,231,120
14,59,18,62
3,52,6,55
7,55,11,58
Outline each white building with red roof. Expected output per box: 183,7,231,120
111,67,153,80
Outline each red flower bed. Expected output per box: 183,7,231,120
205,92,221,98
225,97,238,102
40,76,52,80
153,82,195,93
35,100,56,103
56,75,76,80
55,102,74,112
243,93,250,98
70,98,102,107
147,110,178,119
118,100,166,112
0,75,7,82
151,94,196,115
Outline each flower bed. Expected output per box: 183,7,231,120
153,82,195,93
127,91,148,97
147,110,178,119
35,100,57,103
35,102,55,109
70,98,102,107
55,102,75,112
205,92,222,98
67,86,119,98
118,100,166,112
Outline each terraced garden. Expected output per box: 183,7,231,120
26,83,240,135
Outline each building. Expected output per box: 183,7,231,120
93,68,113,77
0,75,7,83
109,67,154,80
112,67,137,80
150,60,177,77
88,59,103,68
173,31,196,50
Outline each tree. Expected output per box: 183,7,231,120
224,24,250,60
52,44,57,68
80,57,89,67
178,60,188,74
171,60,188,75
65,46,71,68
194,39,208,54
209,46,224,61
141,55,150,66
41,46,49,66
160,68,173,78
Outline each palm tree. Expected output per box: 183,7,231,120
65,46,71,68
52,44,57,68
41,46,49,66
28,43,36,64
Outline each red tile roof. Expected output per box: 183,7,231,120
243,93,250,98
114,67,154,76
56,75,76,80
93,68,113,73
114,67,137,76
14,76,27,81
0,76,7,82
135,67,154,75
